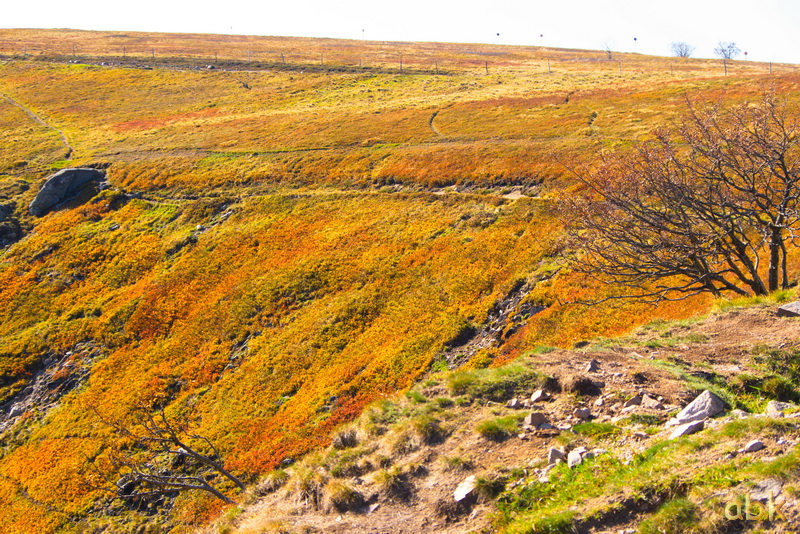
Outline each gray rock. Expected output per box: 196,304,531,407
766,400,795,418
454,475,477,502
530,389,551,403
641,394,665,410
742,440,766,453
567,449,585,468
777,301,800,318
623,393,643,408
751,478,783,501
573,407,592,420
585,359,600,372
673,390,725,424
669,420,704,439
507,398,522,409
29,168,106,217
524,412,548,427
547,447,566,465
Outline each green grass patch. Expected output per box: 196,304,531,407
476,415,522,442
571,421,619,438
446,361,550,402
639,499,698,534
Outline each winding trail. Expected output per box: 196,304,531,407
428,110,443,137
0,91,74,159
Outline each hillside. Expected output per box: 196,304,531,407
0,29,798,533
219,301,800,534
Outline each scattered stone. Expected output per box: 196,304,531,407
594,397,605,407
669,420,704,439
507,398,522,409
547,447,566,465
641,394,665,410
530,389,551,403
537,423,557,430
538,464,555,482
454,475,477,502
29,168,106,216
766,400,795,418
573,407,592,420
730,409,748,419
524,412,548,427
585,359,600,372
518,433,528,441
632,432,649,440
751,478,783,501
671,390,725,425
777,301,800,318
619,405,640,415
741,440,766,453
623,393,643,408
567,449,585,468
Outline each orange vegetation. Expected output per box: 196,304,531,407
0,29,798,532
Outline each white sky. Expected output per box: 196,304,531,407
4,0,800,64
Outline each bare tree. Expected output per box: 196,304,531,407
714,41,741,60
86,403,244,506
603,42,614,60
671,42,695,58
559,94,800,303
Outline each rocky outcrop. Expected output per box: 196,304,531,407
29,168,106,216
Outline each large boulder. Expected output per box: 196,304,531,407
668,390,726,426
29,168,106,216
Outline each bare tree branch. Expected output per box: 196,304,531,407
558,93,800,303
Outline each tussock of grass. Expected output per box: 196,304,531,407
447,361,550,402
442,455,474,472
476,415,521,442
323,480,365,512
255,469,290,496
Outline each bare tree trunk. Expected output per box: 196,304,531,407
768,226,782,292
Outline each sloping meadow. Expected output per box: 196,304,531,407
0,35,798,530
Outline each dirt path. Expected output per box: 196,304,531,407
0,91,74,159
429,110,444,137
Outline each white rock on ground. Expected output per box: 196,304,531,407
741,440,766,453
573,407,592,420
547,447,566,465
530,389,551,403
670,390,725,425
454,475,477,502
524,412,548,427
765,400,795,418
669,420,705,439
623,394,643,408
751,478,783,501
